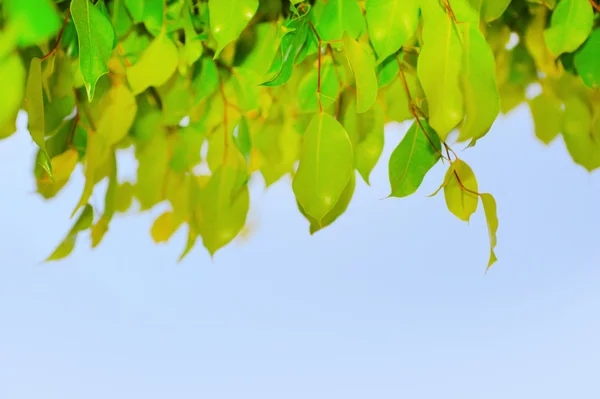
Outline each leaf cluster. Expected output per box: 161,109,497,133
1,0,599,268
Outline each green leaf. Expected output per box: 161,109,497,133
46,204,94,262
443,160,479,222
95,84,137,146
71,0,116,100
111,0,133,38
293,112,354,223
194,165,250,255
209,0,258,57
574,29,600,89
0,54,25,130
561,95,600,171
314,0,365,41
299,173,356,234
124,0,145,22
343,33,378,113
136,132,169,209
91,154,117,248
480,0,511,22
480,193,498,270
388,119,441,197
366,0,419,62
194,57,219,103
343,98,385,184
377,55,400,88
418,1,464,139
458,23,500,142
240,22,281,77
26,57,54,179
5,0,61,47
528,92,563,144
127,32,179,95
544,0,593,57
263,15,309,86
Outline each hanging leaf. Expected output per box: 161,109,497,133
71,0,116,100
528,92,563,144
127,33,179,95
544,0,593,58
343,32,378,113
209,0,258,57
314,0,365,41
46,204,94,262
480,193,498,270
388,119,441,198
574,29,600,89
418,1,464,139
366,0,419,62
443,160,479,222
293,112,354,223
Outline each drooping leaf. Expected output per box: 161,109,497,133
574,29,600,89
544,0,593,58
46,204,94,262
71,0,116,100
314,0,365,41
443,160,479,222
127,33,179,95
0,54,25,130
388,119,441,198
458,23,500,142
418,0,464,139
343,32,378,113
528,92,563,144
293,112,354,223
95,84,137,145
5,0,62,47
209,0,258,57
366,0,420,62
480,193,498,270
151,212,181,243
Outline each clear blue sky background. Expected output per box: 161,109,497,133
1,105,599,398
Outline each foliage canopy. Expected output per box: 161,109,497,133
1,0,599,268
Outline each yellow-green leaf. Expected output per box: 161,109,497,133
46,204,94,262
366,0,420,62
315,0,365,41
0,54,25,130
544,0,593,57
151,212,181,243
418,1,464,139
528,92,563,144
458,24,500,142
293,112,354,223
389,119,441,197
481,0,511,22
343,32,378,113
480,193,498,270
127,33,178,95
136,132,169,209
95,84,137,145
443,160,479,222
209,0,258,57
561,95,600,171
71,0,116,100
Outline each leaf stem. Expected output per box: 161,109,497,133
40,9,71,61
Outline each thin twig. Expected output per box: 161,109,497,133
40,10,71,61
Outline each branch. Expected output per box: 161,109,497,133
40,9,71,61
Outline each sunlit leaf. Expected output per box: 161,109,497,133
209,0,258,57
443,160,479,222
480,193,498,270
127,33,179,95
544,0,593,57
343,32,378,113
366,0,419,62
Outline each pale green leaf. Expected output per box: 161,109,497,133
127,33,179,95
418,1,464,139
297,60,340,112
343,32,378,113
96,84,137,145
314,0,365,41
293,112,354,223
458,24,500,142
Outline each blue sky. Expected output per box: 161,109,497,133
1,105,599,398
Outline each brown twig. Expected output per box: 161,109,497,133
40,9,71,61
590,0,600,11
